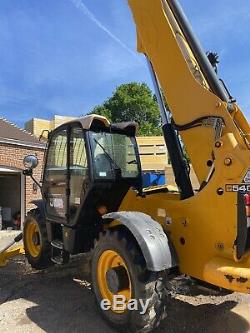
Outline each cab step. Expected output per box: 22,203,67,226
51,240,69,265
51,256,65,265
51,240,63,250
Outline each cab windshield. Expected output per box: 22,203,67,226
89,131,139,179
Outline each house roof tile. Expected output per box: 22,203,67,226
0,117,43,146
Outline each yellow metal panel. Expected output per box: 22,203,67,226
203,257,250,293
0,245,24,267
119,130,250,288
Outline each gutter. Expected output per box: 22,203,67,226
0,137,46,150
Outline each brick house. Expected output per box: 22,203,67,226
0,118,45,229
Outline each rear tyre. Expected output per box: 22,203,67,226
23,208,51,270
91,229,167,333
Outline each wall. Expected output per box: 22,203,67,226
0,143,45,213
52,115,76,129
136,136,169,171
165,165,199,189
25,118,52,138
25,115,76,139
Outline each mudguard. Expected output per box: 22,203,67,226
30,200,45,216
103,211,177,272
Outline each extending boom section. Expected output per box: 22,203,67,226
128,0,250,185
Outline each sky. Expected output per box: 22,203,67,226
1,0,250,128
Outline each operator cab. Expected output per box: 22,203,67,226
40,115,141,233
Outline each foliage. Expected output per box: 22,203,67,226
91,82,161,136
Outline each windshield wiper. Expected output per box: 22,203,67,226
127,159,138,165
94,139,122,175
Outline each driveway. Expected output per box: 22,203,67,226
0,255,250,333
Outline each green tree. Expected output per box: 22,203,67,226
91,82,161,136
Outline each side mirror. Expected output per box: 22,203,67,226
23,155,38,170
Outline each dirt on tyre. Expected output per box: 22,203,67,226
23,208,51,270
91,228,167,333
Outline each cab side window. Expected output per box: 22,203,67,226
69,127,88,220
45,129,67,182
44,128,68,219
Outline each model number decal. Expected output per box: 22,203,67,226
226,184,250,193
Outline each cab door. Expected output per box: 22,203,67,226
43,124,89,224
43,126,68,222
68,126,89,224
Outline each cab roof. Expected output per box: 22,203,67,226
67,114,138,137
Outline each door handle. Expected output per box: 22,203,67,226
48,181,66,187
56,182,66,187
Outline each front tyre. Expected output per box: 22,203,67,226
91,229,167,333
23,209,51,270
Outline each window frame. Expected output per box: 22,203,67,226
86,129,142,184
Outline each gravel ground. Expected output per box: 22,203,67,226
0,255,250,333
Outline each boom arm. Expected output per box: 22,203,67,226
128,0,250,184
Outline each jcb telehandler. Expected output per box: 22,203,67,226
6,0,250,332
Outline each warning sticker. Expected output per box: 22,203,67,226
243,169,250,183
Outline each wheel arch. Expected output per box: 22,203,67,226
29,200,45,219
103,211,178,272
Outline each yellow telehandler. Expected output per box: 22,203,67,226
1,0,250,332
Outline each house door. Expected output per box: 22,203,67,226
0,168,24,230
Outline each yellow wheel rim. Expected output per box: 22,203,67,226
25,220,41,258
97,249,132,313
